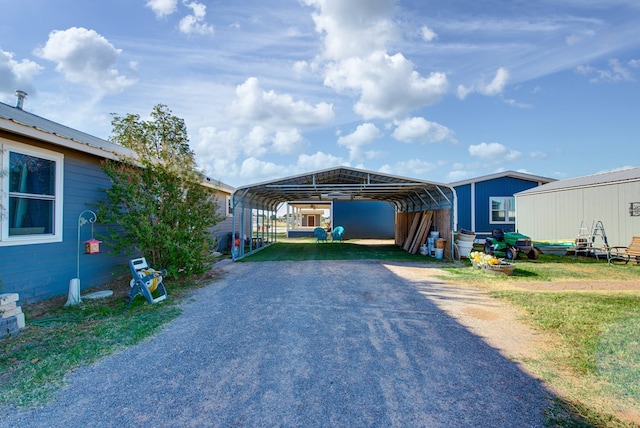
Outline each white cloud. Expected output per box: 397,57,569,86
324,51,448,119
35,27,135,94
242,126,270,158
337,122,383,161
392,117,455,144
302,0,396,60
146,0,178,18
379,159,436,177
0,49,42,94
179,1,214,35
420,25,437,42
193,126,242,180
468,142,522,162
297,151,344,171
272,129,308,155
240,157,285,181
337,123,382,148
446,169,475,182
457,67,510,100
227,77,334,127
303,0,447,120
576,58,637,83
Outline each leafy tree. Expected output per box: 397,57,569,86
96,104,222,277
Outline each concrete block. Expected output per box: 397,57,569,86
15,312,25,329
1,306,22,319
0,293,19,305
0,301,17,311
1,316,18,339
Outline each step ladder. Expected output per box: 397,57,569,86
575,220,609,260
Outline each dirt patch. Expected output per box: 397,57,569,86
462,307,500,321
382,264,547,362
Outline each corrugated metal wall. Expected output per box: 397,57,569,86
454,177,544,236
454,183,472,231
516,181,640,246
333,201,395,239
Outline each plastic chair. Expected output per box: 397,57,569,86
331,226,345,242
128,257,168,305
314,227,328,243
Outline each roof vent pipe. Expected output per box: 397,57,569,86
15,90,27,110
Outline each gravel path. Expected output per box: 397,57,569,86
2,260,553,427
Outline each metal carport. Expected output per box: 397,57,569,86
231,166,457,259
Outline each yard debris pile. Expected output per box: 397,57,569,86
395,210,452,256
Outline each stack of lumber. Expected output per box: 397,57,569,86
396,211,434,254
1,293,25,339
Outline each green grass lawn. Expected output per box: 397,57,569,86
239,240,441,262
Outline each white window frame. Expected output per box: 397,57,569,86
0,140,64,246
226,195,232,217
489,196,515,225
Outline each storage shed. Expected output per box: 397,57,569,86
449,171,554,240
515,167,640,247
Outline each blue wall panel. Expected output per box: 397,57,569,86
0,150,131,303
474,177,540,234
333,201,395,239
454,184,472,231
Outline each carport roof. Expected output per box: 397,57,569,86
232,166,456,213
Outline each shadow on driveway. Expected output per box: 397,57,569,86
3,260,555,427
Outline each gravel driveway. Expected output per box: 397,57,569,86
2,260,552,427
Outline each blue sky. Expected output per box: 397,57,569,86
1,0,639,187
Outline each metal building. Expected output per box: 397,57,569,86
515,167,640,247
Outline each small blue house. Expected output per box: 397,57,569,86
0,98,234,303
449,171,555,240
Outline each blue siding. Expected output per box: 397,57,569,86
0,150,131,303
474,177,540,234
333,201,395,239
454,184,472,231
453,177,543,236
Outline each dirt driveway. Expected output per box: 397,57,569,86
2,260,553,427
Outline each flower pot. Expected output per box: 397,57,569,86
482,262,515,276
456,241,474,257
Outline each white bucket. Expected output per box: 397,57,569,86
456,233,475,242
427,237,435,254
429,231,440,239
457,241,474,257
434,248,444,259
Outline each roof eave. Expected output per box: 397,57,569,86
1,117,135,161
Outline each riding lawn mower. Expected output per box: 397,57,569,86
484,229,539,260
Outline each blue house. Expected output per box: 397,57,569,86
449,171,555,240
0,98,234,303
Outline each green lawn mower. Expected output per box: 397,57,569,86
484,229,539,260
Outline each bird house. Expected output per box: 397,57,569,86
85,238,101,254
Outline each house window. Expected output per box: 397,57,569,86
226,196,232,217
1,141,63,246
490,196,515,224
